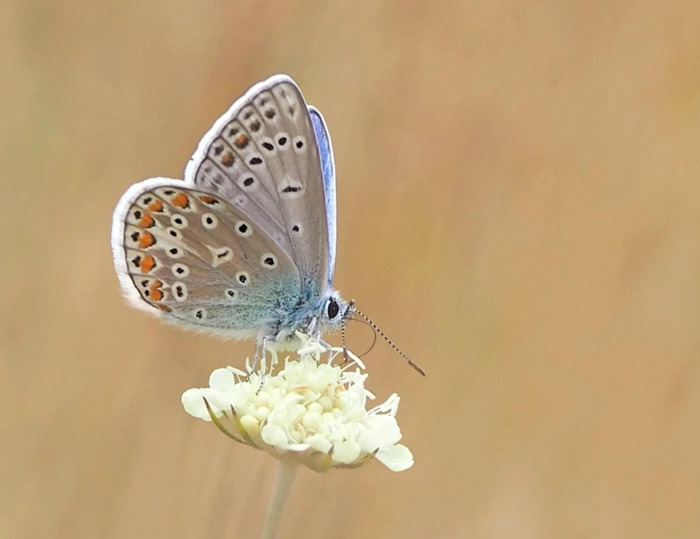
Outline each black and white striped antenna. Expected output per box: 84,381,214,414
349,302,426,376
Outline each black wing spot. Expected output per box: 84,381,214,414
249,156,263,166
264,109,276,119
262,255,277,268
262,141,274,151
277,136,287,146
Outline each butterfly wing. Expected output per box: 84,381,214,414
309,106,337,285
184,75,333,297
111,179,301,339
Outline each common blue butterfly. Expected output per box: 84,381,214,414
111,75,352,348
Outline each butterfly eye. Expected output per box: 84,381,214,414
326,297,340,320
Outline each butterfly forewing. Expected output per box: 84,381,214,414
186,76,331,296
117,181,301,338
309,108,337,285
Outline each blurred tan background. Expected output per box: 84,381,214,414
3,1,700,537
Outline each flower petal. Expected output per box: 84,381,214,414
181,388,230,420
261,423,288,447
333,440,362,464
209,368,238,391
376,444,414,472
359,415,402,450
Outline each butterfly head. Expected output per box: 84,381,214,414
319,293,354,332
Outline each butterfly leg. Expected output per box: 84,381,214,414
251,337,269,391
249,337,268,375
339,300,356,363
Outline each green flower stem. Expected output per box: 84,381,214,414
261,458,298,539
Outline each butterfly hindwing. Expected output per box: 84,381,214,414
185,76,331,297
112,179,301,338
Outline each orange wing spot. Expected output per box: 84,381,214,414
171,192,190,208
221,151,234,167
138,231,156,249
199,195,219,205
149,280,164,301
234,134,249,149
140,255,156,273
139,212,155,228
158,304,172,313
148,199,164,213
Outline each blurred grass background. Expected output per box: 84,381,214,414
3,1,700,537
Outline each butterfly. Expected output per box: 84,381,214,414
111,75,353,349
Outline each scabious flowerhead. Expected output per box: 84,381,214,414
181,334,414,472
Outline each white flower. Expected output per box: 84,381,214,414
181,334,414,472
